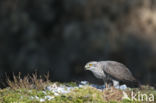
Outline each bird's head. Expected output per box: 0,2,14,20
85,61,98,71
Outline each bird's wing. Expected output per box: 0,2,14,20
102,61,136,82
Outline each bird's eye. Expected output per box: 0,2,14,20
89,64,92,66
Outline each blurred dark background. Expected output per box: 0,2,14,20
0,0,156,87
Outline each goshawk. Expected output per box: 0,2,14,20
85,61,139,88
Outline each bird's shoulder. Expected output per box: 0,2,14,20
99,61,128,70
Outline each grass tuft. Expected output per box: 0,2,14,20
7,72,50,90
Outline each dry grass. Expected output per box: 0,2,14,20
102,87,124,102
7,72,50,90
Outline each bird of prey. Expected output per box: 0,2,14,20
85,61,139,88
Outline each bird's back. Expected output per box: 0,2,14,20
99,61,136,82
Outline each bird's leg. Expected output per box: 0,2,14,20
105,82,108,88
103,78,108,89
104,82,109,91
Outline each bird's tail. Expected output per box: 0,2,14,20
124,80,141,88
132,80,141,88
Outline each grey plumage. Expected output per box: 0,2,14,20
85,61,138,87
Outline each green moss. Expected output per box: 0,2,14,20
64,82,77,87
0,83,156,103
49,86,106,103
0,88,54,103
